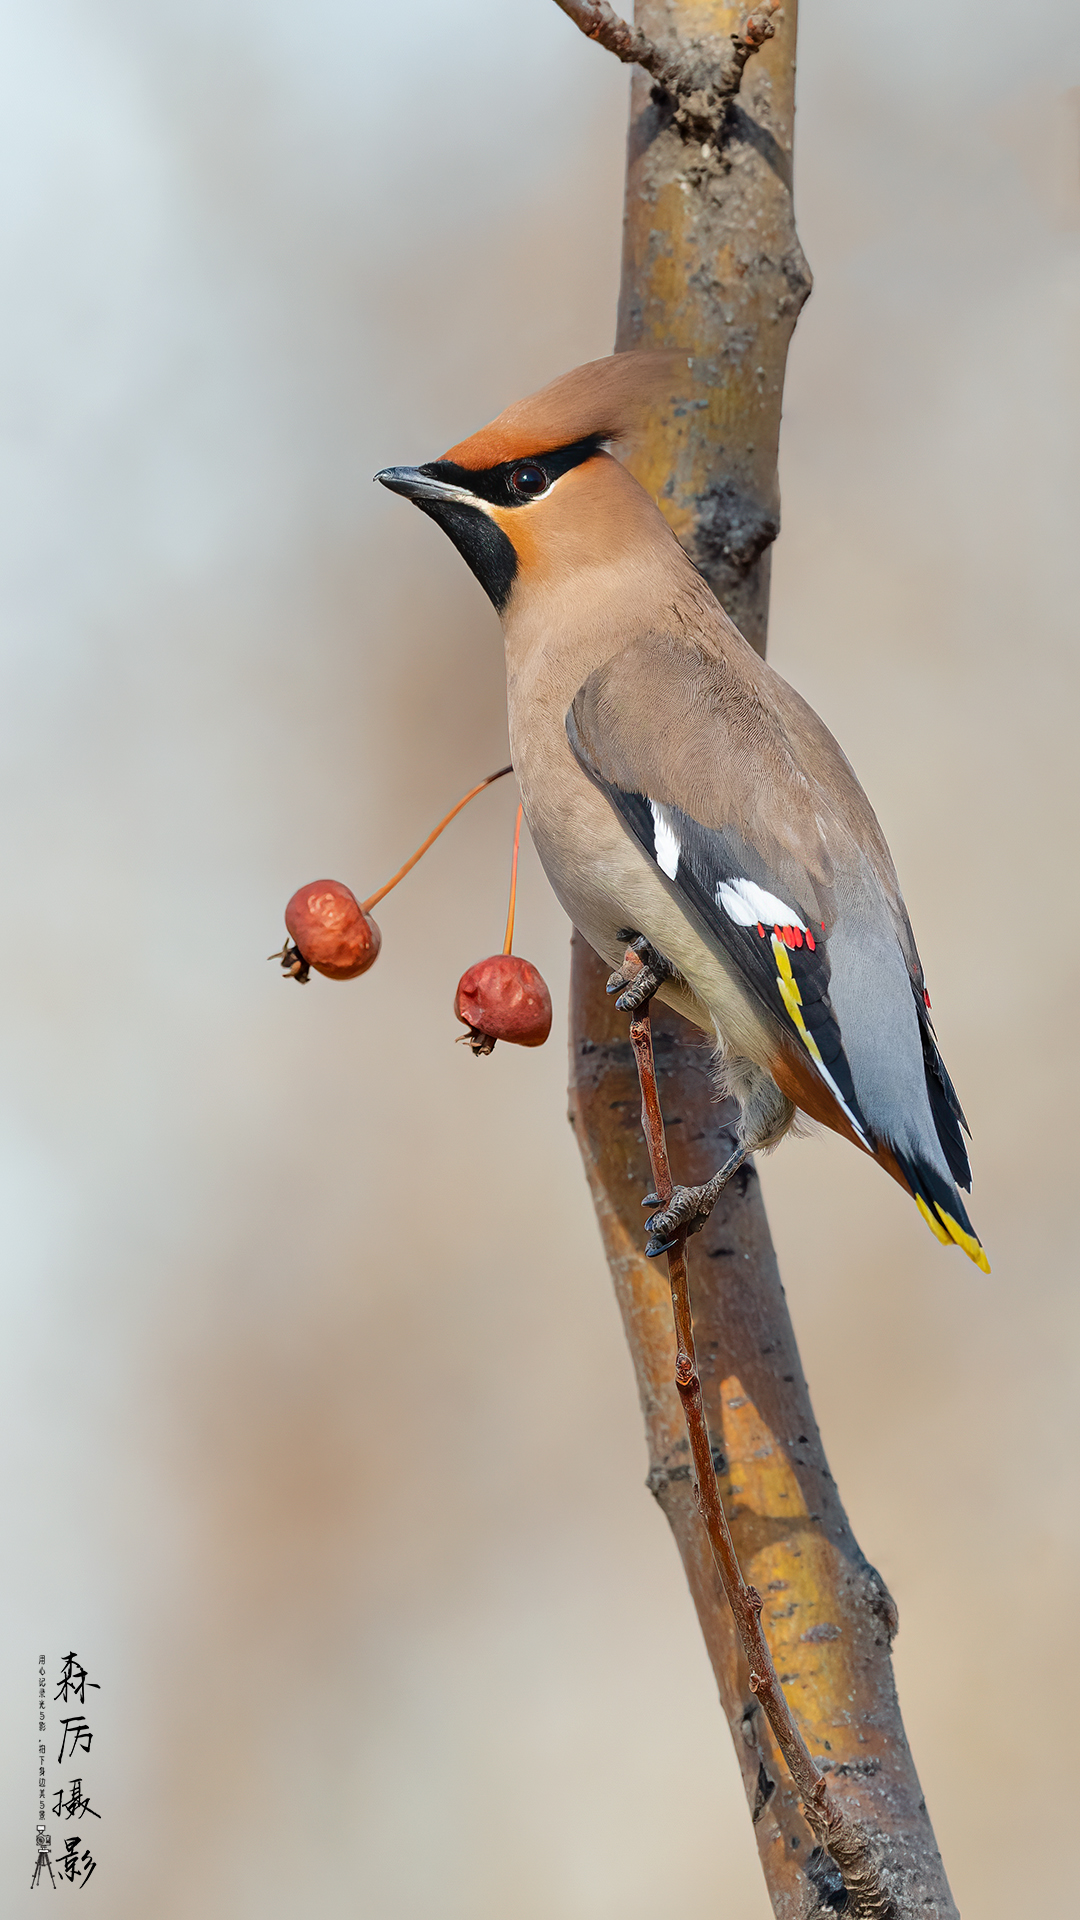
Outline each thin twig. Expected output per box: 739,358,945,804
550,0,690,93
502,804,524,955
360,766,512,912
622,950,894,1915
551,0,782,136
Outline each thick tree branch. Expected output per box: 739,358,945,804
624,952,893,1916
563,0,959,1911
570,939,956,1915
551,0,781,138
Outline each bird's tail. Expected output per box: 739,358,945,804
891,1148,990,1272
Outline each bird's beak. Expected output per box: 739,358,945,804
374,466,479,506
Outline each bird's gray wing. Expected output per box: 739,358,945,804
566,633,973,1211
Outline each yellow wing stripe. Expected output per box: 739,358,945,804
770,933,872,1148
772,935,823,1065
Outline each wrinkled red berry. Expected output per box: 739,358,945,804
454,954,552,1052
284,880,380,980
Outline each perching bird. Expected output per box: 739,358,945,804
376,352,988,1271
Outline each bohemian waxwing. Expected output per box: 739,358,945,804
376,352,988,1271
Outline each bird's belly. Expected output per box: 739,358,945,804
511,723,774,1064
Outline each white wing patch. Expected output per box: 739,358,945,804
716,876,806,931
649,802,680,880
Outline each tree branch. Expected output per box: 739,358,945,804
623,950,893,1916
551,0,781,138
564,0,960,1908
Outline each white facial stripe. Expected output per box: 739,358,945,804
423,479,497,512
716,877,806,930
426,469,571,511
649,802,680,880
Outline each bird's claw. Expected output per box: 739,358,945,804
645,1232,679,1258
606,934,678,1013
643,1183,715,1257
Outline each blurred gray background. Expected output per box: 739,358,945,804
2,1,1078,1913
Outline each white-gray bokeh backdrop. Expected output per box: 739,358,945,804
2,1,1078,1913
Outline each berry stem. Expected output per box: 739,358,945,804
503,805,524,955
360,765,513,912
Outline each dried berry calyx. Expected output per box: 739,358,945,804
454,954,552,1053
281,880,381,982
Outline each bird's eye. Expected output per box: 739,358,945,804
509,462,548,498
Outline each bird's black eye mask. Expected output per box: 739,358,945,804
420,434,606,508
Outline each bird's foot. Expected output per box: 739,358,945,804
642,1149,747,1257
642,1184,713,1256
607,933,678,1014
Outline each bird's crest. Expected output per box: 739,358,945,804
441,350,694,469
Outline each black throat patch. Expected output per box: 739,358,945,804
412,498,518,613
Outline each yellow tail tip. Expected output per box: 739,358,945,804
914,1193,951,1244
934,1202,991,1274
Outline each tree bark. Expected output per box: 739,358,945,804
565,4,959,1913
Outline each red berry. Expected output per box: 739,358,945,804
284,880,381,981
454,954,552,1052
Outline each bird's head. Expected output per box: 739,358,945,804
375,351,692,616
